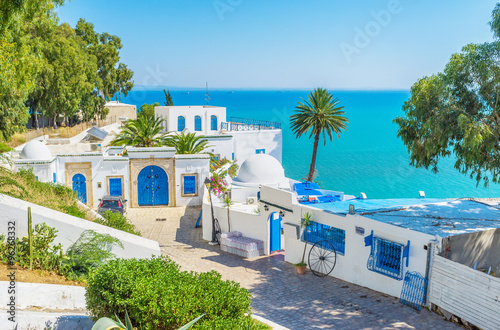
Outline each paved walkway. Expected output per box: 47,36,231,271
126,207,458,330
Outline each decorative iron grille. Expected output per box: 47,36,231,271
367,236,404,280
400,271,427,310
301,221,345,255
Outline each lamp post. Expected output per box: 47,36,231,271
204,177,218,245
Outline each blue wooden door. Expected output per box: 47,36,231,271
137,166,168,206
109,178,122,196
270,212,281,252
72,174,87,204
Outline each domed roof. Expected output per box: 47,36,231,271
233,154,285,186
20,140,52,160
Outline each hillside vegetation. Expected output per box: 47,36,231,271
0,167,89,219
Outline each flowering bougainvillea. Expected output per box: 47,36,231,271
209,172,228,196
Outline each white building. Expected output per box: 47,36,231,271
14,131,210,208
202,154,500,326
155,105,282,166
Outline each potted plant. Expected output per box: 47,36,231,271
296,212,313,275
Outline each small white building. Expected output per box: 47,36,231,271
155,105,282,166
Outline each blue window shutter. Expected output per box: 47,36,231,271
183,175,196,194
211,115,217,130
195,116,202,131
53,173,56,183
232,153,235,161
178,116,185,131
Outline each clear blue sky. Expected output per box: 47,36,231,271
57,0,499,90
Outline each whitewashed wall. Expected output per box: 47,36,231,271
204,136,233,161
202,188,270,252
429,255,500,330
155,106,226,134
174,155,210,206
0,194,161,259
15,161,56,183
232,130,282,165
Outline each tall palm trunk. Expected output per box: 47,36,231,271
307,132,320,182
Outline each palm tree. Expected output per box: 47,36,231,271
290,88,349,182
163,132,211,154
110,116,166,147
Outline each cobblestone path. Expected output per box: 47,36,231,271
126,207,458,330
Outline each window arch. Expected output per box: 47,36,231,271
177,116,185,131
195,115,202,131
211,115,218,131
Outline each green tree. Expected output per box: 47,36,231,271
163,89,174,106
222,196,234,232
110,116,166,147
35,23,97,128
75,19,134,109
163,132,211,154
139,102,160,119
0,0,63,139
394,3,500,187
290,88,349,182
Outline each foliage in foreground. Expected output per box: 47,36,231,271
86,256,267,329
394,3,500,187
95,211,141,236
0,224,121,281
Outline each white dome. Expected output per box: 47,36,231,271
233,154,285,186
20,140,52,160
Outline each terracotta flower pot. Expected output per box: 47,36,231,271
296,265,307,275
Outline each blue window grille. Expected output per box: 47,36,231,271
211,115,217,130
178,116,185,131
256,149,265,154
183,175,196,195
366,234,408,280
195,116,202,131
53,173,56,183
301,221,345,255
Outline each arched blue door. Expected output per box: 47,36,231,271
137,166,169,206
72,174,87,204
270,212,282,252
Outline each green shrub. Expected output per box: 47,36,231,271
86,256,265,329
0,223,65,272
0,142,11,153
95,211,141,236
64,230,123,278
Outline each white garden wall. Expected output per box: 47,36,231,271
0,194,161,259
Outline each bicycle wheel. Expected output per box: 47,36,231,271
308,240,337,277
214,218,222,244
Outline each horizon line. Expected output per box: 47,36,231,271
131,85,411,92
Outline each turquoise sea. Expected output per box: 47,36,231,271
122,89,500,199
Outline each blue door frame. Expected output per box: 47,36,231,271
270,212,282,252
137,166,169,206
72,173,87,204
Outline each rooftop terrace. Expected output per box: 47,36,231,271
221,116,281,131
307,198,500,237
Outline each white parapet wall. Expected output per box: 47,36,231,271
0,194,161,259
